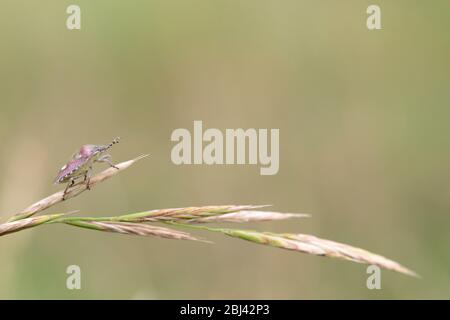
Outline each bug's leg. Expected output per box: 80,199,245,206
84,169,92,190
63,178,75,201
96,154,119,170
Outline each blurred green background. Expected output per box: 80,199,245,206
0,0,449,299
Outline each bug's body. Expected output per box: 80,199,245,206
55,138,120,198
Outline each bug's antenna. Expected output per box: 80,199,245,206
103,137,120,151
111,137,120,146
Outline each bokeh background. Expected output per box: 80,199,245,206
0,0,449,299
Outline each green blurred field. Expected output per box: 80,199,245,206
0,0,449,299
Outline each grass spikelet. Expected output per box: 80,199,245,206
65,220,207,242
0,214,67,237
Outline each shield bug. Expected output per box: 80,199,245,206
54,138,120,199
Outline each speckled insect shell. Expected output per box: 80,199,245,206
54,138,120,185
54,145,98,184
